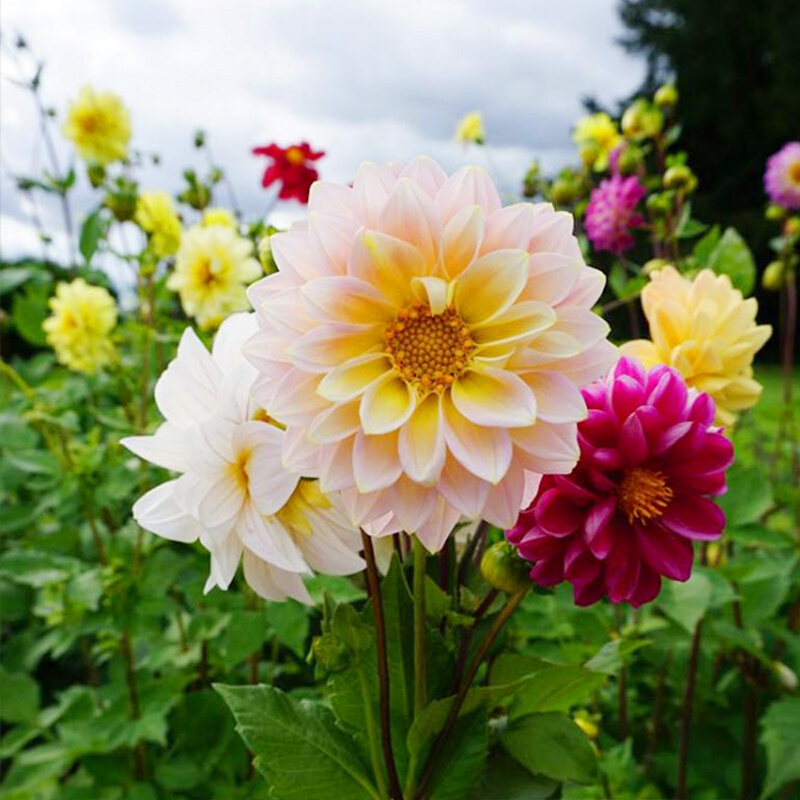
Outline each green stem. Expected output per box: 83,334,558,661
413,536,428,718
358,661,390,800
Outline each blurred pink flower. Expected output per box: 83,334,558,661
764,142,800,210
507,357,733,607
584,174,646,255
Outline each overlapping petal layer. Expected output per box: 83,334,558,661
246,157,617,550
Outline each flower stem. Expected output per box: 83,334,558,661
413,536,428,717
361,530,403,800
676,619,703,799
414,588,527,800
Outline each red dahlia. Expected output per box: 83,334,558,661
252,142,324,203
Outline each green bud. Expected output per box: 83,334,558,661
765,204,787,221
654,84,678,109
622,99,664,140
663,164,698,194
616,145,644,176
311,634,351,673
773,661,798,691
104,193,137,223
762,261,785,291
194,129,206,148
550,178,577,206
480,541,530,594
579,142,600,170
784,216,800,237
522,161,542,198
87,163,106,189
642,258,672,276
646,192,673,217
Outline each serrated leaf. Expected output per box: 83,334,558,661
707,227,756,295
760,697,800,798
215,684,379,800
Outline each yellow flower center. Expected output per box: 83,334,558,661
194,258,220,289
789,161,800,185
229,449,251,492
275,479,331,538
285,147,305,166
616,467,673,524
384,303,474,393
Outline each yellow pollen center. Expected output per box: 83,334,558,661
616,467,673,524
285,147,305,165
384,303,474,393
229,449,251,492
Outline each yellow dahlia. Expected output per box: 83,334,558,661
621,267,772,426
573,113,622,172
455,111,486,145
135,191,182,258
43,278,117,373
62,86,131,166
202,207,237,229
168,224,261,329
245,157,616,551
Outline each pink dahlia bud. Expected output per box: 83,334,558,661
764,142,800,211
584,174,646,255
507,357,733,607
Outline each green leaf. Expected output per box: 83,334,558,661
215,684,379,800
706,227,756,295
500,711,597,785
0,549,83,587
0,266,36,295
657,570,713,633
79,210,106,263
692,224,721,265
717,464,774,527
468,749,559,800
427,708,488,800
267,599,310,657
760,697,800,798
584,638,651,675
11,283,50,347
0,665,40,723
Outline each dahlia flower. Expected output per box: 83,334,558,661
252,142,325,203
573,113,622,172
135,191,182,258
584,173,646,255
455,111,486,145
245,157,617,551
202,207,237,229
507,357,733,607
621,267,772,426
122,314,364,603
43,278,117,373
168,223,261,330
764,142,800,210
62,86,131,166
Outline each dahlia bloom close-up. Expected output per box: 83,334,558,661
62,85,131,166
43,278,118,373
584,173,646,255
507,357,734,607
167,223,261,329
621,267,772,426
252,142,325,203
122,314,364,603
763,141,800,210
245,156,617,551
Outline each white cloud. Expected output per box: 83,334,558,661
0,0,643,266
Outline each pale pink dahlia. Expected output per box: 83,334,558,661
507,357,733,607
584,174,646,255
245,157,617,551
764,142,800,210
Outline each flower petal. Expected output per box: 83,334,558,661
451,367,537,428
661,495,725,541
360,372,416,435
440,205,483,278
317,353,393,402
398,391,445,485
454,249,529,325
240,501,308,573
288,322,384,372
378,178,441,265
352,431,403,493
435,165,501,222
301,276,395,324
308,402,363,444
471,301,556,349
519,371,587,424
132,480,199,543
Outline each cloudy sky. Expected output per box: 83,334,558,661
0,0,643,273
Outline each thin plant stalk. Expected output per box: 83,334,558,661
413,536,428,717
361,530,403,800
676,619,703,799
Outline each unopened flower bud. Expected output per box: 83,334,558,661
622,99,664,140
105,193,137,223
579,143,600,170
87,163,106,188
765,204,786,221
194,130,206,148
522,162,542,198
773,661,798,691
784,216,800,237
480,541,530,594
616,146,643,176
258,235,275,272
762,261,785,291
550,178,577,206
663,164,697,194
654,84,678,109
573,711,600,739
646,192,673,217
705,542,727,567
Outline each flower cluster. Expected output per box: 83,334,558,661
507,357,733,606
43,278,118,373
621,267,771,426
252,142,325,203
245,157,616,550
122,314,364,602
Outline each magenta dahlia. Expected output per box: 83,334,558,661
764,142,800,210
506,357,733,607
584,174,646,255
